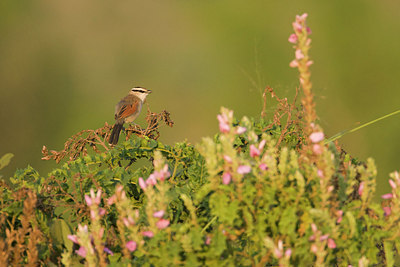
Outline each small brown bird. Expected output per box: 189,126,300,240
108,87,152,145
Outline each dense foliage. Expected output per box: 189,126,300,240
1,108,400,266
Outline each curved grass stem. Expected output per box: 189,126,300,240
325,109,400,144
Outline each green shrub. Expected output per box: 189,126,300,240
1,13,399,267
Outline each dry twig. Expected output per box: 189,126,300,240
42,109,174,163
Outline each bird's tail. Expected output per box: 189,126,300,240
109,123,123,145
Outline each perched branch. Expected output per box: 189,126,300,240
42,109,174,163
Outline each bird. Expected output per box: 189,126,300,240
108,87,152,145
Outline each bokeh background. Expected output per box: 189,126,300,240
1,0,399,198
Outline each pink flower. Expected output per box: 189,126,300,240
381,193,393,199
289,59,299,68
306,27,312,35
146,174,157,186
217,114,230,133
85,189,102,207
90,210,96,220
237,165,251,175
320,234,329,241
116,185,124,193
76,246,87,258
93,189,102,205
317,169,324,178
327,238,336,249
67,235,79,244
123,216,135,227
310,244,318,254
222,172,231,185
107,195,117,205
126,240,137,252
274,247,282,259
296,13,308,22
358,182,364,196
85,195,92,206
258,139,266,150
99,227,104,238
312,144,323,155
285,248,292,259
389,179,397,189
104,247,113,255
306,60,314,66
138,177,147,190
295,49,304,60
153,210,165,218
236,126,247,134
259,163,268,171
383,206,391,216
223,155,233,163
205,236,212,245
156,219,170,229
336,210,343,224
288,34,298,43
154,164,171,181
250,144,260,158
142,231,154,238
309,132,324,143
311,223,318,232
78,224,88,233
292,21,302,32
98,208,106,217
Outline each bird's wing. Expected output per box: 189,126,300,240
115,97,141,120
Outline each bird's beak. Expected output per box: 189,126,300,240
147,90,152,94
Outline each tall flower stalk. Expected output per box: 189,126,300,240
289,13,316,138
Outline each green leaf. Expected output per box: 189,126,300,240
0,153,13,170
384,241,394,267
278,206,297,237
345,211,357,238
50,218,74,251
209,192,239,225
210,230,227,257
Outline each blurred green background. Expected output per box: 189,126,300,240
1,0,399,197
